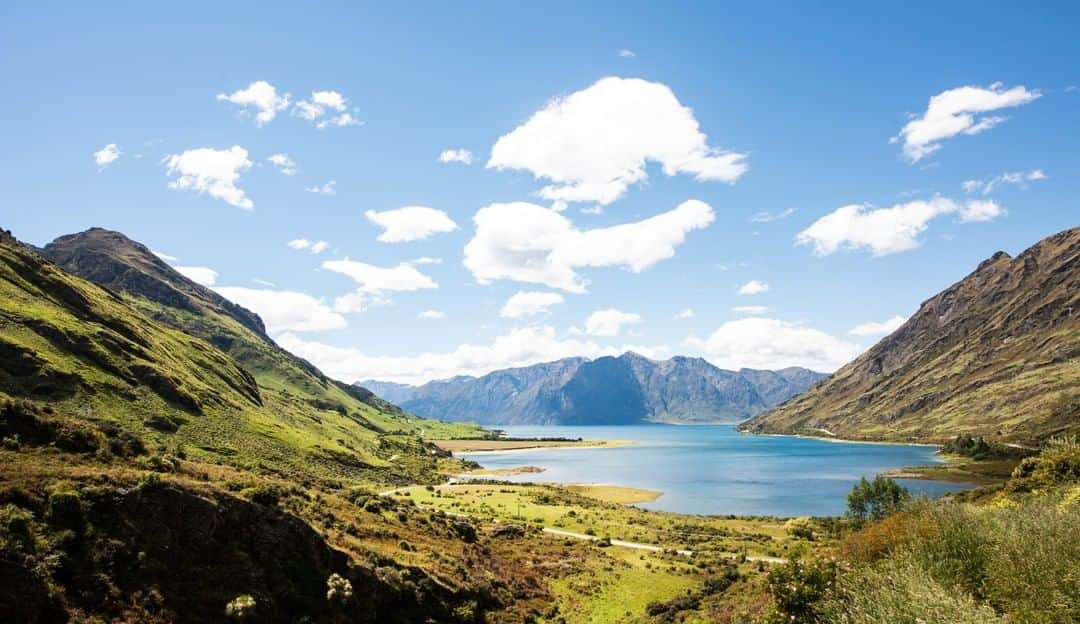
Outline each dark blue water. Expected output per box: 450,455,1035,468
458,425,972,517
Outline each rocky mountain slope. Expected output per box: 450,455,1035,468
362,353,826,425
741,226,1080,444
0,227,481,485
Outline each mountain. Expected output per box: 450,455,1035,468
1,227,481,484
741,226,1080,444
361,353,826,425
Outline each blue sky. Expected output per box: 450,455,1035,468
3,2,1078,384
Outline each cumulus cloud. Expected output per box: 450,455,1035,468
749,207,795,223
585,308,642,337
216,81,290,126
732,306,768,315
305,181,336,195
957,199,1005,223
674,308,695,320
892,83,1041,162
796,198,1004,256
499,291,565,318
214,286,346,332
962,169,1046,195
322,258,437,313
175,266,218,286
163,145,254,210
849,315,908,336
438,149,473,165
267,153,297,176
276,326,668,385
364,206,459,243
93,143,121,168
487,77,748,205
618,49,636,58
152,250,177,262
738,280,769,295
418,309,445,320
292,90,360,128
687,317,861,372
464,199,714,293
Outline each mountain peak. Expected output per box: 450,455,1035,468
42,228,267,337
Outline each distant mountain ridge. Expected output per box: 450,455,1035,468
740,226,1080,444
361,353,827,425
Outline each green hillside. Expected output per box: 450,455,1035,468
741,227,1080,444
0,228,481,485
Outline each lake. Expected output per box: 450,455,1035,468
457,424,973,517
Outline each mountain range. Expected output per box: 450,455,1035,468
361,353,827,425
741,226,1080,444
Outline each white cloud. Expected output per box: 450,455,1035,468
408,256,442,265
732,306,768,315
749,207,795,223
738,280,769,295
687,317,861,372
364,206,459,243
585,308,642,337
287,238,330,254
292,90,360,128
464,199,714,293
499,291,565,318
892,83,1041,162
93,143,121,168
438,148,473,165
796,197,1004,256
214,286,346,332
216,81,290,126
957,199,1005,223
175,266,218,286
322,258,437,313
277,325,667,385
152,250,177,262
674,308,695,319
252,278,276,287
164,145,254,210
487,77,748,205
418,309,445,320
618,49,636,58
267,153,297,176
849,315,908,336
962,169,1046,195
305,181,336,195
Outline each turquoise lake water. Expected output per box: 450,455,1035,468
457,424,973,517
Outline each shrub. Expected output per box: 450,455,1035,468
225,594,256,620
46,489,84,531
846,476,910,523
785,516,816,540
0,504,36,556
823,552,1005,624
326,573,353,603
765,557,841,623
1007,434,1080,493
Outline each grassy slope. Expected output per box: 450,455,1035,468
742,227,1080,444
0,236,476,485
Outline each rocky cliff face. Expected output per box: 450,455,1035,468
741,227,1080,444
361,353,825,425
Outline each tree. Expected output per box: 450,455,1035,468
846,475,910,523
